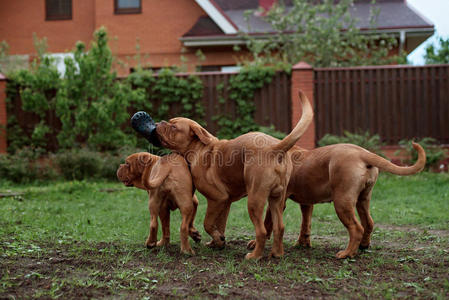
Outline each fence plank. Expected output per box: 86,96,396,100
315,65,449,145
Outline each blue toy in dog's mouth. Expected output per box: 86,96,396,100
131,111,161,147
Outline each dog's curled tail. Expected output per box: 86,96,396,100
272,90,314,152
362,142,426,175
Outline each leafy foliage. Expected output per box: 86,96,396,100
6,28,205,153
424,37,449,64
398,137,447,170
215,65,279,139
128,68,204,123
55,29,143,150
318,130,384,156
241,0,405,67
0,147,56,183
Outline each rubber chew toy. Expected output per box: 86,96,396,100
131,111,161,147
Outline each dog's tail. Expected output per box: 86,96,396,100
361,142,426,175
272,90,314,152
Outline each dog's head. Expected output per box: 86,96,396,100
155,117,216,154
117,152,156,189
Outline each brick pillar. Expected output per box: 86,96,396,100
291,62,315,149
0,73,7,153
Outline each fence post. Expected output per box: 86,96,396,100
291,62,315,149
0,73,7,153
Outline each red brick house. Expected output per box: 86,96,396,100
0,0,434,75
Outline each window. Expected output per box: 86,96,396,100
45,0,72,20
114,0,142,14
198,65,241,73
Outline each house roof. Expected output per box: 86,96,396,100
182,0,434,50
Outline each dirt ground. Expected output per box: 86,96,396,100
2,228,449,299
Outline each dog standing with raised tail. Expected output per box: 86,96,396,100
151,91,313,259
249,141,426,258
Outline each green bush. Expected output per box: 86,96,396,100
0,148,57,183
258,125,287,140
52,148,103,180
0,146,152,183
6,28,208,153
318,130,384,156
398,137,447,170
215,65,277,139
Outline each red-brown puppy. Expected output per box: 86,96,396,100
249,142,426,258
154,91,313,259
117,152,201,255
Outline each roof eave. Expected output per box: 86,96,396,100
194,0,238,34
180,26,435,47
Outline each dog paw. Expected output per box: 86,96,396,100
145,241,157,249
157,239,169,247
359,243,370,250
247,240,256,250
189,230,202,243
269,251,283,259
294,239,311,248
336,250,355,259
181,248,195,256
245,252,262,260
206,239,225,250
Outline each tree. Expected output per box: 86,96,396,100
424,37,449,64
241,0,404,68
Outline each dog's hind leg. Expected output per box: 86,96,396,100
268,196,285,258
145,193,162,249
157,205,170,247
333,189,364,259
178,199,195,255
245,192,268,260
295,204,314,248
356,186,375,250
188,195,201,243
204,199,228,249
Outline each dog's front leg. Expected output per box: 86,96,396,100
295,204,313,248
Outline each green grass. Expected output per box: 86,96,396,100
1,172,449,298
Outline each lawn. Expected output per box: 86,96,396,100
1,172,448,298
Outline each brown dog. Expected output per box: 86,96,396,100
153,91,313,259
117,152,201,254
249,142,426,258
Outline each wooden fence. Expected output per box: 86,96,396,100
6,71,291,151
314,64,449,144
197,71,291,135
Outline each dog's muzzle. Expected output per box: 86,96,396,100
131,111,161,147
117,164,134,187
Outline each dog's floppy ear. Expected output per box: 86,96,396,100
190,123,215,145
135,153,153,173
143,159,171,190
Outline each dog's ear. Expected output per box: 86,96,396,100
143,159,171,190
135,153,153,173
190,123,215,145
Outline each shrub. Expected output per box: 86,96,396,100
318,130,384,156
0,147,57,183
52,148,104,180
398,137,448,170
258,125,287,140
